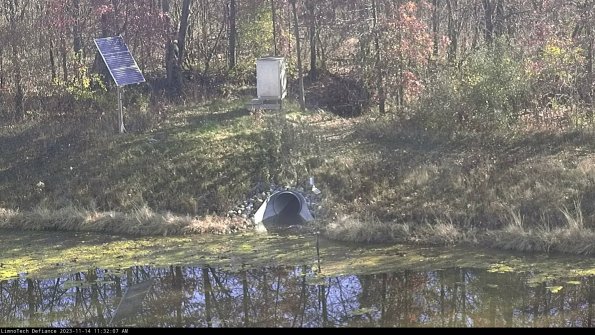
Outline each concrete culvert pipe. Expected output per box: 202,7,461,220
253,190,314,229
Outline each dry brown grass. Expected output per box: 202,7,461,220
482,203,595,255
324,211,409,243
323,204,595,254
413,217,474,246
312,110,595,254
324,211,471,246
0,206,251,236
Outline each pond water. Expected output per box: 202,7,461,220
0,230,594,327
1,265,594,327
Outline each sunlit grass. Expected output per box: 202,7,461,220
2,97,595,254
0,205,250,236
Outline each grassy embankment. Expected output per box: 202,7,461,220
2,98,595,255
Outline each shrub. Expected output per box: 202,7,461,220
415,42,531,132
303,71,371,118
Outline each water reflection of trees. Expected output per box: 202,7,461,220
0,266,593,327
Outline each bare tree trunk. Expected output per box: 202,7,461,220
228,0,237,70
494,0,505,38
431,0,440,61
12,53,22,121
372,0,385,113
0,47,4,89
291,0,306,110
288,1,292,54
446,0,458,63
271,0,278,55
397,23,404,107
72,0,82,56
101,9,110,36
483,0,495,45
317,29,326,69
6,0,25,121
91,10,112,86
72,0,83,87
178,0,192,68
61,35,68,83
586,9,594,108
471,1,482,51
307,0,317,80
163,0,173,83
163,0,181,94
49,39,56,81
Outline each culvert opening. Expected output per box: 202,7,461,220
271,191,303,225
253,190,315,228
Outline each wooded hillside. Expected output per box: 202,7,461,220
0,0,592,129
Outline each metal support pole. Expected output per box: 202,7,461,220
117,86,125,133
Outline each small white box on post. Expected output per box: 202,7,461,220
256,57,286,100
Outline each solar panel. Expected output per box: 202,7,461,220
94,36,146,87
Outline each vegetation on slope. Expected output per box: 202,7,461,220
2,95,595,255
